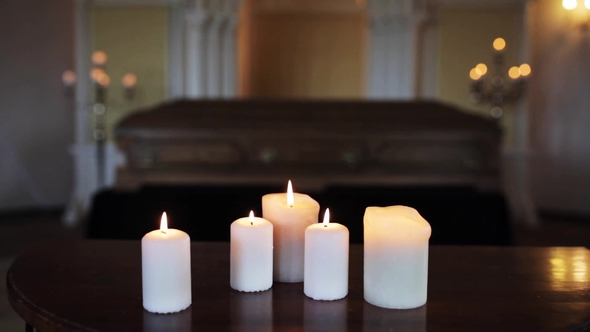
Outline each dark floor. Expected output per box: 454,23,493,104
1,210,590,330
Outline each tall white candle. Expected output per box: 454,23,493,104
304,209,349,300
142,213,192,314
262,180,320,282
364,206,432,309
230,211,273,292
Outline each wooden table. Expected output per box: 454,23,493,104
6,240,590,332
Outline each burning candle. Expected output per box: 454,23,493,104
364,206,432,309
262,180,320,282
142,212,191,313
304,209,349,300
230,211,273,292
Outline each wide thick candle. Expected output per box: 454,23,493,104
364,206,432,309
262,180,320,282
304,209,349,300
142,213,191,314
230,211,273,292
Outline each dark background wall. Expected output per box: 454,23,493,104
0,0,74,210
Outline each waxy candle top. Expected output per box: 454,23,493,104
262,180,319,210
234,211,273,228
143,212,189,241
306,208,347,231
364,206,431,241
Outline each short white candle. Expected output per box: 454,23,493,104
230,211,273,292
142,213,192,314
304,209,349,300
262,180,320,282
364,206,432,309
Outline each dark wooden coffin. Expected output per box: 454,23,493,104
114,99,501,191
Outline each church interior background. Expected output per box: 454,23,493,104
2,0,590,328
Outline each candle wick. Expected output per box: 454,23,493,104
324,224,328,228
250,221,253,226
161,230,167,235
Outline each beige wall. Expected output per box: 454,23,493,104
241,11,366,98
437,8,522,147
91,6,168,139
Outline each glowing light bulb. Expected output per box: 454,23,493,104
519,64,532,77
508,66,521,80
90,68,105,82
493,38,506,51
122,73,137,88
476,63,488,76
92,51,108,66
469,68,482,81
96,73,110,87
563,0,578,10
62,70,76,86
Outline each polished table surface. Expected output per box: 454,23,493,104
6,240,590,332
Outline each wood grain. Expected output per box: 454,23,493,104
7,241,590,331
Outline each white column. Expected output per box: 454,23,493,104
168,3,185,98
221,14,238,98
74,0,90,144
207,16,223,98
184,12,210,98
64,0,92,227
367,17,387,98
365,0,426,99
417,12,439,99
503,1,538,227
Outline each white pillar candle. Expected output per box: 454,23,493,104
304,209,349,300
230,211,273,292
262,180,320,282
364,206,432,309
142,213,192,314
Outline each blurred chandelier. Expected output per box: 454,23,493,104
61,51,137,186
562,0,590,10
468,37,531,119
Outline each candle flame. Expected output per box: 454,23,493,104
287,180,294,207
249,210,255,225
160,212,168,233
323,208,330,226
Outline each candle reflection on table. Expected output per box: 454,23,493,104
143,306,192,332
363,302,426,332
230,289,273,332
304,297,348,331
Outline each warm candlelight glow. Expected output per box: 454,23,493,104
96,73,110,87
287,180,294,207
519,64,532,77
322,208,330,226
62,70,76,86
475,63,488,76
469,68,481,81
249,210,255,225
493,38,506,51
508,66,521,79
90,68,105,82
92,50,108,66
563,0,578,10
585,0,590,9
122,73,137,88
160,212,168,233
